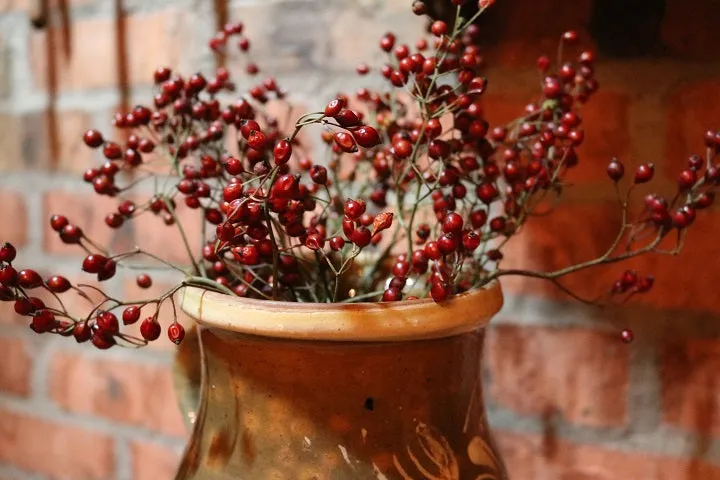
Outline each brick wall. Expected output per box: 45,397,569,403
1,0,719,479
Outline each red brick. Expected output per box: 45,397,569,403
626,211,720,314
49,110,97,173
499,202,624,301
326,0,425,72
132,199,203,267
486,326,628,427
0,336,32,396
480,91,537,128
665,80,720,176
661,0,720,59
131,440,182,480
0,190,28,247
48,351,187,438
571,90,632,185
43,190,134,255
481,0,593,68
0,408,115,479
0,34,9,98
0,114,23,170
28,10,190,91
662,339,720,436
496,430,720,480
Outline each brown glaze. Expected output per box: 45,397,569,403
175,288,508,479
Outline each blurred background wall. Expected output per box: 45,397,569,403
1,0,720,478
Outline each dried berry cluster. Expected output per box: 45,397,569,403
1,0,718,347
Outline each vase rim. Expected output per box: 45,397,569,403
179,282,503,342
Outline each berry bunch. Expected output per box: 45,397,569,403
1,0,718,347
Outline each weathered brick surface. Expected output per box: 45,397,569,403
487,325,629,427
0,189,28,247
662,0,720,60
0,33,9,99
499,202,623,301
131,440,182,480
131,200,203,266
0,408,115,479
497,431,720,480
28,10,193,91
43,189,134,255
49,351,187,438
0,114,23,170
480,0,593,68
0,336,32,396
571,90,632,185
662,339,720,436
665,80,720,176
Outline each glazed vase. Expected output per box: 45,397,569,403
173,283,508,480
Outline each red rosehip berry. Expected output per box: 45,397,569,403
634,163,655,184
96,311,120,335
247,130,267,150
352,126,381,148
83,129,104,148
31,309,57,333
305,233,325,251
536,55,550,72
0,264,18,286
344,199,366,220
92,332,115,349
168,322,185,345
430,20,448,36
382,287,402,302
324,98,345,117
562,30,579,44
350,227,372,247
636,276,654,293
82,254,107,274
620,329,634,344
329,236,345,251
60,224,83,244
122,306,141,325
50,215,69,232
442,212,463,234
273,139,292,165
140,317,161,341
333,131,358,153
462,231,481,251
0,242,16,263
335,109,361,128
393,139,413,159
97,258,116,281
437,233,459,254
136,273,152,289
607,159,625,182
18,269,43,288
310,165,328,185
476,183,498,204
430,281,449,302
677,169,697,191
153,67,172,84
46,275,71,293
73,323,92,343
424,241,441,260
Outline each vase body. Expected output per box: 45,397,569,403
175,285,507,480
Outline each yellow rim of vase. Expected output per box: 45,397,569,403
179,282,503,342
